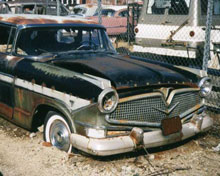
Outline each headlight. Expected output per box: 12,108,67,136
98,88,119,113
198,77,212,97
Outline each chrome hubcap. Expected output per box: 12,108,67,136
49,120,70,152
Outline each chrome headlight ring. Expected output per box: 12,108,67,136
198,77,212,97
98,88,119,113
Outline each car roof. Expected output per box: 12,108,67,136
0,14,99,26
2,0,57,5
102,5,127,11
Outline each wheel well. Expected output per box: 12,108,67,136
31,105,65,132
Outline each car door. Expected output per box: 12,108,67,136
0,25,16,119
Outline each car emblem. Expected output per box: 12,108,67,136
153,102,180,115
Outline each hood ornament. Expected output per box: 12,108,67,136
158,87,174,100
153,102,180,115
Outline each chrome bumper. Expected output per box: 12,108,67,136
70,115,213,156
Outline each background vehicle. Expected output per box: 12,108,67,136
0,0,70,16
134,0,220,69
87,5,128,39
71,4,98,17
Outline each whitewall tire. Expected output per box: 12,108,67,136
44,111,72,153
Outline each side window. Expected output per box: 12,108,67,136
22,5,35,14
201,0,220,15
0,3,10,14
82,29,101,46
60,6,69,16
147,0,190,15
0,25,15,54
119,10,128,17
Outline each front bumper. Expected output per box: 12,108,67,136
70,115,213,156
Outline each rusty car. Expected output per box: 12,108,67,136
0,14,213,156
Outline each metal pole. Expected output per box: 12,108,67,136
202,0,214,71
98,0,102,24
57,0,61,16
46,0,48,14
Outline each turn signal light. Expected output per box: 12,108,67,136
189,31,195,37
134,27,139,33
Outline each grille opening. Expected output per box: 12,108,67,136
108,91,201,125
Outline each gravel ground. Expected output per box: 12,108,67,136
0,113,220,176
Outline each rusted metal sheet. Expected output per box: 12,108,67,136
0,102,13,119
0,14,99,25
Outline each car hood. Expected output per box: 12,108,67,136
54,53,197,89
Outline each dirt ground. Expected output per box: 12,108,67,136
0,113,220,176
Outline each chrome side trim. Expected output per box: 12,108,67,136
119,92,162,103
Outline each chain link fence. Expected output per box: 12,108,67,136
95,0,220,112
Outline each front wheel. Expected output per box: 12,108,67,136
44,111,72,153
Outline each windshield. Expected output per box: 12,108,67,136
94,9,116,17
15,26,116,56
73,7,86,15
201,0,220,15
147,0,191,15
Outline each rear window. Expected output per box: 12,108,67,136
201,0,220,15
147,0,190,15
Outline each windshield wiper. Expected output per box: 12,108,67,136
56,49,116,57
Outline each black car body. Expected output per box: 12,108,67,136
0,14,213,156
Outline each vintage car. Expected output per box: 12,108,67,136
71,4,98,17
87,6,128,37
0,14,213,156
0,0,70,16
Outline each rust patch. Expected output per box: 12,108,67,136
42,82,46,87
42,142,52,147
182,82,198,88
0,103,13,118
4,16,57,25
0,16,98,25
7,56,22,68
130,130,139,144
14,107,31,117
129,128,144,146
116,86,131,90
17,88,24,105
107,131,128,136
118,119,128,123
63,19,98,25
161,117,182,136
86,4,94,8
31,79,35,84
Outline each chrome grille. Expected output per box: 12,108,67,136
108,91,201,125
